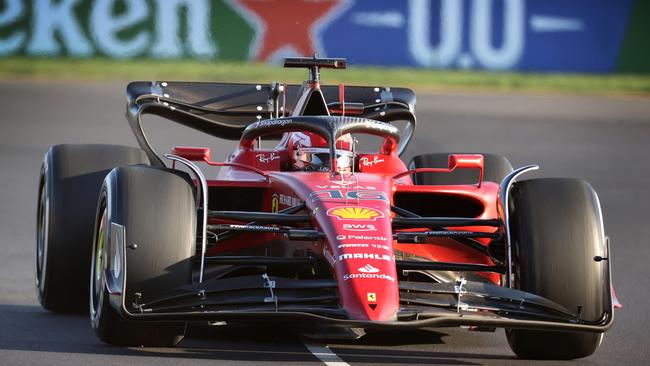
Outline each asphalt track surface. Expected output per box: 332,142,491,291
1,80,649,365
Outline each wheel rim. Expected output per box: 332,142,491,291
36,179,48,290
91,203,108,319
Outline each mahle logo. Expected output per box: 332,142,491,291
339,253,393,262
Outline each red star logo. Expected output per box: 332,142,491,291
235,0,343,61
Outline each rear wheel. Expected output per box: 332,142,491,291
506,178,609,359
90,165,195,346
409,153,512,185
36,144,148,313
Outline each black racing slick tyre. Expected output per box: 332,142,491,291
505,178,609,360
409,153,513,185
36,144,149,313
90,165,195,347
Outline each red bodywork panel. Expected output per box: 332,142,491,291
182,144,499,322
117,62,615,340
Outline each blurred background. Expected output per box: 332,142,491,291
1,0,650,70
0,1,649,365
0,0,649,89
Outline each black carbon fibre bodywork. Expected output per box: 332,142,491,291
126,81,416,166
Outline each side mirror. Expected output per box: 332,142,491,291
448,154,484,186
393,153,485,187
172,146,211,162
448,154,483,170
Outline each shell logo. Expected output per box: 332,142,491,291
327,206,385,221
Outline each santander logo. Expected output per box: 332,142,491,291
358,264,380,273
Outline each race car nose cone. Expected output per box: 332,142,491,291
302,173,400,322
336,256,399,321
321,203,399,322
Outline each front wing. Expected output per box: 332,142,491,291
106,258,614,334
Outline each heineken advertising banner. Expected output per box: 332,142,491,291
0,0,647,73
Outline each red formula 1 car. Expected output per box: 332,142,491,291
36,57,617,359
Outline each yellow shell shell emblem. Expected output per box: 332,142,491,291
327,206,384,221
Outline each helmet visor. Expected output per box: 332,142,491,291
295,148,354,171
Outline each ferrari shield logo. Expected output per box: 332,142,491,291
271,194,279,213
367,292,377,302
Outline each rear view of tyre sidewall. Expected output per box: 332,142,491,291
36,144,148,313
35,165,51,308
506,178,609,360
90,165,195,347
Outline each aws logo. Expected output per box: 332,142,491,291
342,223,377,231
327,206,385,221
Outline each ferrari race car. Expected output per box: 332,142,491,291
36,57,617,359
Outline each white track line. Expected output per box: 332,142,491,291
302,340,350,366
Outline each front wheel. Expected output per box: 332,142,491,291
90,165,196,346
505,178,610,359
36,144,148,313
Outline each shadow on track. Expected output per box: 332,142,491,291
323,329,516,365
0,304,518,364
0,304,313,363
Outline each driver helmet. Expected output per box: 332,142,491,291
288,132,354,172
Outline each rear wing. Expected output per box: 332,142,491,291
126,81,416,166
